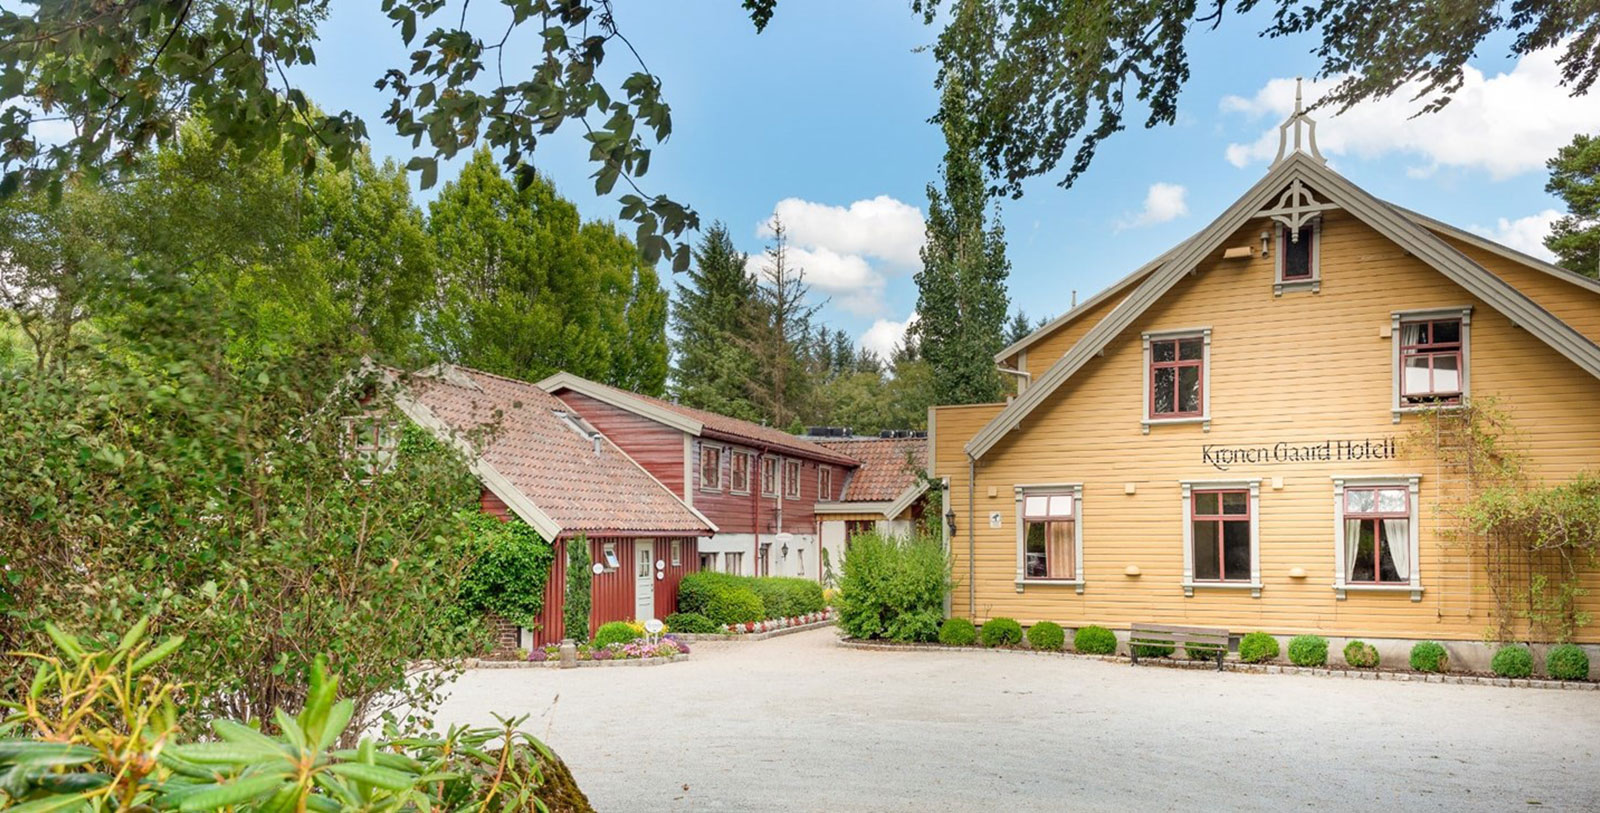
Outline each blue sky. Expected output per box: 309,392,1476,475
293,3,1594,359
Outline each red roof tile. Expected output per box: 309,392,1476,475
813,437,927,502
540,375,860,466
401,366,711,536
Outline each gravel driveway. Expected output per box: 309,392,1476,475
431,628,1600,812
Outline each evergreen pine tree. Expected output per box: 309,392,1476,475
913,75,1011,406
1546,133,1600,278
670,222,763,418
1006,310,1032,345
741,216,821,428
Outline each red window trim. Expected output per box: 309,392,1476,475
698,444,724,492
784,459,802,500
729,450,753,495
1279,224,1316,281
1149,336,1205,419
760,456,779,497
1343,487,1410,586
818,466,833,501
1190,488,1251,583
1400,319,1463,403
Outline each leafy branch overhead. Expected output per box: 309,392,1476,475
0,1,770,272
913,0,1600,195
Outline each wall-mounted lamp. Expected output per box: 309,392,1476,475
1260,230,1272,258
945,507,957,535
780,543,789,559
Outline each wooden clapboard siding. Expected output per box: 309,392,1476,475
653,538,698,619
1013,287,1135,378
934,209,1600,642
1433,233,1600,345
554,391,686,495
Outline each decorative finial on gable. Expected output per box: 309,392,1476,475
1271,77,1326,167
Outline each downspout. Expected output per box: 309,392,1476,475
967,453,977,619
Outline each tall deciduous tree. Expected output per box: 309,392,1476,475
1546,133,1600,279
741,217,821,428
427,149,668,393
914,75,1011,406
671,222,762,419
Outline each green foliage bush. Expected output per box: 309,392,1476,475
979,617,1024,647
704,587,763,627
664,612,717,634
0,623,592,811
836,531,952,643
678,571,824,625
1287,635,1329,667
1409,641,1449,673
1490,645,1533,678
1184,642,1225,661
1546,643,1590,680
1026,621,1066,652
1343,640,1380,669
1238,632,1280,663
1131,642,1174,658
1073,625,1118,655
938,617,977,646
593,621,638,648
453,512,554,629
564,537,593,644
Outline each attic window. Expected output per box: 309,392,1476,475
1273,219,1321,295
343,416,397,480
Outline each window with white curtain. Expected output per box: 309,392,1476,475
1014,484,1084,592
1332,475,1423,601
1391,307,1470,420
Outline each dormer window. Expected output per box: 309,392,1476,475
1273,218,1321,295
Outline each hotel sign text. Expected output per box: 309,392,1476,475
1202,437,1397,471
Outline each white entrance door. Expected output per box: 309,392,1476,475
635,542,655,620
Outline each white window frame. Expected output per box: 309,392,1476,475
1273,218,1322,296
761,456,779,497
784,458,802,500
1141,327,1212,434
698,443,725,492
1331,474,1423,601
1180,478,1262,597
729,450,753,495
1391,306,1472,423
671,539,683,567
1013,483,1085,594
601,542,620,571
342,415,398,480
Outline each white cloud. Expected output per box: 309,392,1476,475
750,195,925,316
1117,182,1189,230
1221,48,1600,179
859,312,918,361
1469,209,1562,261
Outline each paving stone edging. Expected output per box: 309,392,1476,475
466,654,691,669
836,638,1599,691
672,619,836,643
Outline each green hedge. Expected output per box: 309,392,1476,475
1026,621,1066,652
1546,644,1590,680
836,531,952,643
664,612,718,634
1491,645,1533,678
1131,642,1174,658
1343,640,1380,669
1287,635,1328,667
1409,641,1448,673
593,621,637,648
677,571,824,626
1073,625,1118,655
980,617,1023,647
938,617,977,646
1238,632,1279,663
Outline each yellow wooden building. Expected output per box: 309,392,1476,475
928,93,1600,664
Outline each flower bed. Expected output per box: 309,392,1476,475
499,635,692,668
717,608,834,635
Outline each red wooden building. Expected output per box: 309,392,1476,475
389,364,715,647
537,372,863,581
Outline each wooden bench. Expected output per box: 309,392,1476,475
1128,623,1229,670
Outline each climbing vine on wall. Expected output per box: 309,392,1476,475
453,511,554,630
1411,399,1600,642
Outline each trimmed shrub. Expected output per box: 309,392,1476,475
1026,621,1066,652
1490,645,1533,678
1073,625,1118,655
593,621,637,648
1343,640,1380,669
664,612,717,634
1546,643,1590,680
1184,642,1225,661
748,576,826,619
704,587,763,627
1287,635,1329,667
1238,632,1280,663
1410,641,1449,673
836,531,953,643
979,617,1024,647
676,571,742,616
1132,642,1174,659
938,617,978,646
